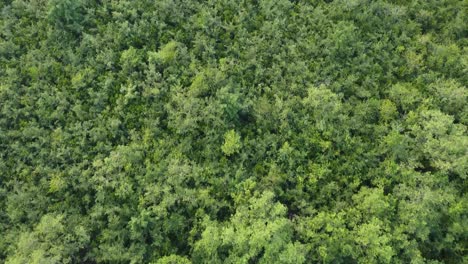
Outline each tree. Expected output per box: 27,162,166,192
193,191,305,264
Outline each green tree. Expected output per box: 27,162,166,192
193,191,305,264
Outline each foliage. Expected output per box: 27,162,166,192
0,0,466,263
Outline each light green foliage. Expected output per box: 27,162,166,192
6,214,89,264
194,191,305,264
150,41,180,64
354,218,394,263
388,83,421,113
406,109,467,178
154,255,191,264
380,99,398,122
302,85,343,133
0,0,466,263
221,129,241,156
429,79,467,122
120,47,142,72
352,187,391,219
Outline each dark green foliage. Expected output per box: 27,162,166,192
1,0,466,263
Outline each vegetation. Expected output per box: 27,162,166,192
1,0,467,263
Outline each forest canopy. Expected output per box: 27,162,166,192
0,0,467,263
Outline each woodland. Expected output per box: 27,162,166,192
0,0,467,263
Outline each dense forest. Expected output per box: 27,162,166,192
0,0,467,263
